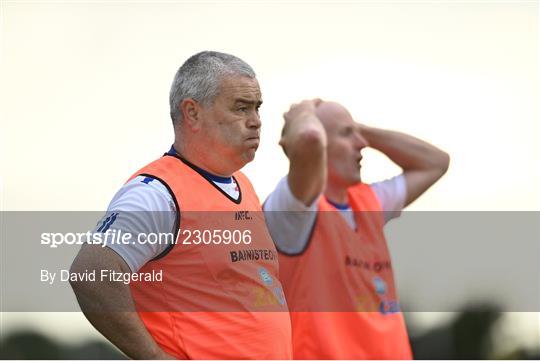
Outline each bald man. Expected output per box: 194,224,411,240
263,99,449,359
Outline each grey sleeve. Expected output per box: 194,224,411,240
263,176,319,254
369,174,407,223
95,176,177,272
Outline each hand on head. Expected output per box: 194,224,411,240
279,98,325,154
280,98,323,137
282,98,323,124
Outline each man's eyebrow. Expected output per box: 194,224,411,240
235,98,263,106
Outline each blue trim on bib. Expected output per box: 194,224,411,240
167,145,232,184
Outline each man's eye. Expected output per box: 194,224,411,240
238,107,248,112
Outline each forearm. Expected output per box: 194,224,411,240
360,125,450,206
286,119,327,205
72,282,167,359
281,100,327,206
70,246,173,359
360,125,449,172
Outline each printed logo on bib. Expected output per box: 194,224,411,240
230,249,277,263
259,267,273,286
372,276,400,315
273,286,286,306
373,276,387,295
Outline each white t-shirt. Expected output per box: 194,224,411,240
95,170,404,271
262,175,407,254
94,174,239,272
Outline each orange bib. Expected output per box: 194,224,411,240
128,155,292,359
278,183,412,359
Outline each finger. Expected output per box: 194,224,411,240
312,98,323,106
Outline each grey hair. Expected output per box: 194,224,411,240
169,51,256,125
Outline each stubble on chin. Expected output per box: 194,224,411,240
243,149,257,164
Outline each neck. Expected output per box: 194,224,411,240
172,140,234,177
324,182,349,205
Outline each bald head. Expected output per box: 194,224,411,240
315,101,354,131
313,100,368,188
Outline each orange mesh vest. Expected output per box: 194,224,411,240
278,183,412,359
128,154,292,359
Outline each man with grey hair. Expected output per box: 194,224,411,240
70,51,292,359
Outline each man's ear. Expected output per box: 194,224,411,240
279,124,289,157
279,138,289,157
180,98,202,132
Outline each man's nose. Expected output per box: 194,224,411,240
247,110,261,130
354,131,369,149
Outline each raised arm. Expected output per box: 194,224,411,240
358,125,450,207
280,99,327,206
70,244,175,359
